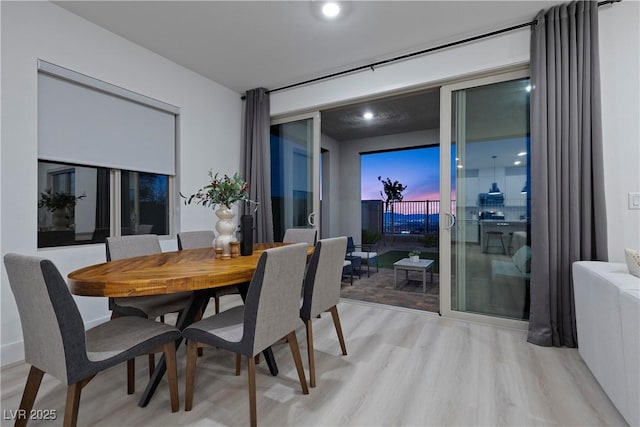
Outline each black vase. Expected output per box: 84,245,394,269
240,214,254,256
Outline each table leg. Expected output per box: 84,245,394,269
139,289,208,407
423,268,426,293
394,267,398,289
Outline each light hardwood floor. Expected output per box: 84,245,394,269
1,297,627,426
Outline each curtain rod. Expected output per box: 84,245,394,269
242,0,620,99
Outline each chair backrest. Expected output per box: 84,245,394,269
283,228,317,246
106,234,161,261
301,237,347,319
4,254,87,384
243,243,308,356
346,236,356,254
177,230,215,250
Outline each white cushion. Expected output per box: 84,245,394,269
343,260,351,267
624,248,640,278
573,261,640,427
620,287,640,426
350,251,377,259
512,245,531,274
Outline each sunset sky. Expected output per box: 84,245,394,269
361,146,446,201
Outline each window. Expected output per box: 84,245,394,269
37,161,172,248
36,61,178,249
121,171,169,236
38,161,111,248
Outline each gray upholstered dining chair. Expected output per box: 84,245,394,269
177,230,240,313
106,235,192,394
183,243,310,427
283,228,317,246
301,237,348,387
3,253,181,427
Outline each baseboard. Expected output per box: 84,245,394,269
1,315,111,367
1,340,24,367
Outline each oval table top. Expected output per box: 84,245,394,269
68,243,313,297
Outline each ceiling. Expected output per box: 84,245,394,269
321,90,440,141
55,1,561,94
55,1,550,154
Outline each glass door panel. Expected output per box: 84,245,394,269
270,113,320,241
440,71,531,326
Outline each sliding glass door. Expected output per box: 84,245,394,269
270,112,320,241
440,70,531,327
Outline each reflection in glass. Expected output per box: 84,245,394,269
450,78,531,321
270,119,314,241
121,171,169,236
37,160,110,248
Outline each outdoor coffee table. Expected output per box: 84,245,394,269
393,258,435,293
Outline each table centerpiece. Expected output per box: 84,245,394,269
182,171,256,255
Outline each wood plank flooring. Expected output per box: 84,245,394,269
0,297,627,426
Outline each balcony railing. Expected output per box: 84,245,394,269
362,200,441,236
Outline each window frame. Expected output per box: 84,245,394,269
36,61,179,249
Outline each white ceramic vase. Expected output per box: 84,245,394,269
51,209,68,230
214,206,236,254
410,255,419,263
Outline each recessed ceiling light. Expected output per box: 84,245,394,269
457,165,464,169
363,111,374,120
518,151,527,156
514,160,522,165
525,85,532,92
322,2,341,18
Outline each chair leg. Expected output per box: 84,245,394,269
286,331,309,395
63,383,82,427
163,343,179,413
63,376,94,427
185,340,199,411
15,366,44,427
329,306,347,355
304,319,316,388
235,353,242,376
127,359,135,394
215,296,220,314
247,355,257,427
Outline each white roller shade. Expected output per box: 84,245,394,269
38,71,176,175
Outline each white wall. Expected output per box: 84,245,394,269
320,133,341,238
599,1,640,262
272,3,640,258
0,1,242,365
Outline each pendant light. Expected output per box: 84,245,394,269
488,155,502,195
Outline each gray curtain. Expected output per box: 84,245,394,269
528,0,608,347
242,88,274,243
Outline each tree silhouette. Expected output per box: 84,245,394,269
378,176,407,237
378,176,407,210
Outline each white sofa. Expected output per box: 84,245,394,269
573,262,639,427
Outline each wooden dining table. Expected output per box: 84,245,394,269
68,242,312,407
